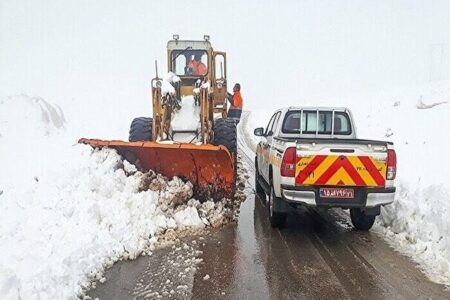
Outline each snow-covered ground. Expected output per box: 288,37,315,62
171,97,200,132
171,96,201,143
1,80,449,298
0,95,242,299
245,80,450,286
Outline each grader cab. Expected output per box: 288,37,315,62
168,34,228,116
80,35,237,198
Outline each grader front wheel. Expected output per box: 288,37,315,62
129,117,153,142
213,118,237,155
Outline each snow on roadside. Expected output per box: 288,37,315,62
350,81,450,286
376,184,450,284
0,95,242,299
244,81,450,286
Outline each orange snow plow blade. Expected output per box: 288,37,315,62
79,138,236,198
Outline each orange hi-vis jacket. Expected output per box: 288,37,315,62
189,60,207,75
232,91,243,109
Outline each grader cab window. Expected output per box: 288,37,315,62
215,54,225,79
171,50,208,76
173,55,186,76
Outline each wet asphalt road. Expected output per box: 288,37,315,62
89,116,450,299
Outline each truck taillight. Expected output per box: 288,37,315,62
281,147,297,177
386,149,397,180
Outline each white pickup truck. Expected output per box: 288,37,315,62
254,107,396,230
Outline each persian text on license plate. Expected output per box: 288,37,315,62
320,188,354,199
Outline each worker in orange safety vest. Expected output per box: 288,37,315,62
227,83,243,122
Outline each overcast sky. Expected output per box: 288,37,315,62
1,0,449,132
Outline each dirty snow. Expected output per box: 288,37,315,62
0,95,242,299
245,80,450,286
132,240,203,299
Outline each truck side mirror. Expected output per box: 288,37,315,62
254,127,265,136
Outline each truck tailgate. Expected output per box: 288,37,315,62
295,152,387,188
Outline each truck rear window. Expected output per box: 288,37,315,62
282,110,352,135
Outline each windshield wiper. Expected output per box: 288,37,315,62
172,46,193,63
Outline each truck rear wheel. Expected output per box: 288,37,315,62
350,208,376,231
268,184,287,228
213,118,237,155
129,117,153,142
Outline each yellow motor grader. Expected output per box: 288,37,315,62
80,35,237,198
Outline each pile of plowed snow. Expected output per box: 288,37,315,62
0,95,242,299
245,80,450,286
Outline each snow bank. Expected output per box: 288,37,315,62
0,95,241,299
347,81,450,189
0,95,67,191
377,184,450,284
361,81,450,285
0,94,66,137
245,80,450,286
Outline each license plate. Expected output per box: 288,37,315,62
320,188,354,199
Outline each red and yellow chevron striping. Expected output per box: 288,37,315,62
295,155,386,187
